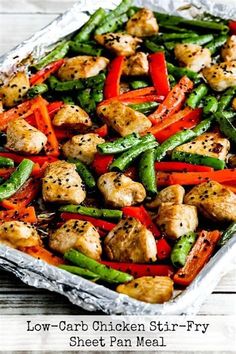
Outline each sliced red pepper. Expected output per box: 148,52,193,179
120,95,164,104
92,153,114,175
0,206,37,223
148,52,170,97
156,238,172,260
54,128,74,141
228,20,236,34
101,261,174,278
0,177,40,210
122,206,161,238
156,169,236,186
94,124,108,138
174,230,221,286
124,166,137,180
146,107,202,138
0,168,15,179
34,96,59,157
154,162,214,172
0,152,57,166
104,56,125,99
60,212,116,231
148,76,194,125
29,59,65,86
20,245,64,266
47,101,64,116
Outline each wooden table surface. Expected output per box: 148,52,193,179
0,0,235,318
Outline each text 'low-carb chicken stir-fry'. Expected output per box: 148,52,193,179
0,0,236,305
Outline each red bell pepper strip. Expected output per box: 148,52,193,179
94,124,108,138
101,261,174,278
122,206,161,238
47,101,63,116
0,177,40,210
156,169,236,186
154,162,214,172
29,59,65,86
20,245,64,266
0,152,57,166
124,166,137,180
156,238,172,260
228,20,236,34
146,107,202,137
92,153,114,175
119,95,164,104
34,96,59,157
54,128,74,141
104,56,125,99
0,206,37,223
60,212,116,231
173,230,221,286
0,168,15,179
148,76,194,125
148,52,170,97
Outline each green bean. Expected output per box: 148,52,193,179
186,83,208,109
218,222,236,247
192,117,213,136
98,133,141,154
167,62,199,80
205,34,228,54
110,134,158,172
70,41,102,56
161,32,199,41
215,111,236,143
171,232,196,268
172,151,225,170
85,72,106,87
68,158,96,190
139,149,157,196
95,13,128,35
33,41,69,70
61,95,75,105
91,88,103,103
203,95,218,115
130,79,149,89
77,89,96,115
218,87,236,111
179,18,228,32
159,24,195,33
48,76,84,91
154,12,182,25
144,40,165,53
59,264,100,280
220,111,236,120
27,83,48,98
0,156,14,168
128,101,158,114
74,8,106,42
0,159,34,201
59,205,123,220
155,129,196,161
96,0,132,31
64,249,133,283
182,34,214,45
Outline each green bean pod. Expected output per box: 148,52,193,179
27,84,48,98
34,41,70,70
192,117,213,136
95,13,128,35
68,158,96,190
139,149,157,196
128,102,158,114
218,87,236,111
205,34,228,54
172,151,225,170
186,83,208,109
144,40,165,53
98,133,141,154
215,111,236,143
171,232,197,268
167,62,199,80
59,264,100,280
130,79,149,89
74,8,106,42
70,41,102,56
218,222,236,247
0,156,14,168
203,95,218,115
59,205,123,220
182,34,214,45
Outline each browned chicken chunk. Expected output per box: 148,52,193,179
126,8,159,37
174,43,211,72
104,217,157,263
221,35,236,61
117,276,174,304
146,185,185,209
156,204,198,239
122,52,149,76
42,160,86,204
57,56,109,81
49,219,102,260
202,61,236,91
0,221,41,249
62,133,105,164
95,33,142,56
0,72,30,107
52,104,92,129
184,181,236,222
5,118,47,155
97,101,151,136
98,172,146,208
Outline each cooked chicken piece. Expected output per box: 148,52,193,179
174,43,211,72
117,276,173,304
221,35,236,61
228,154,236,168
42,160,86,204
57,56,109,81
0,72,30,107
232,97,236,111
49,219,101,260
202,61,236,91
0,221,41,249
98,172,146,208
0,100,3,113
122,52,149,76
52,104,92,130
95,33,142,56
104,217,157,263
156,204,198,239
97,101,151,136
184,181,236,222
146,185,185,209
5,118,47,155
126,8,159,38
174,132,230,161
62,133,105,165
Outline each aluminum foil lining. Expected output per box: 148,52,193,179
0,0,236,315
